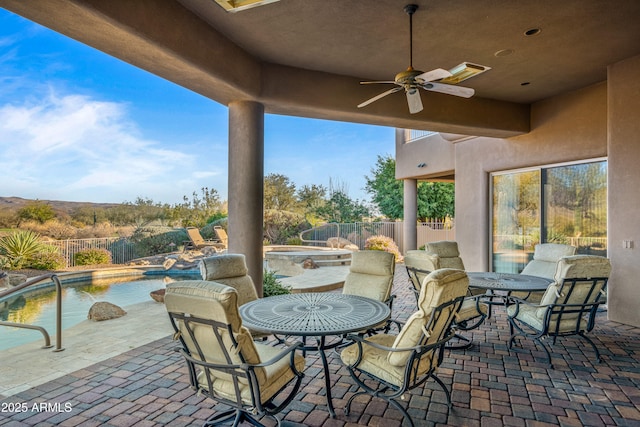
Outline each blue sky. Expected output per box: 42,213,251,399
0,9,395,205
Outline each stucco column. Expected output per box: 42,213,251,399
403,178,418,252
228,101,264,296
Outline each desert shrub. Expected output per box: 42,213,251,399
263,269,291,297
130,226,188,257
286,236,303,246
74,248,112,266
0,230,49,269
29,246,67,270
364,235,403,262
263,209,310,245
74,222,119,239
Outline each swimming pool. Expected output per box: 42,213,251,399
0,272,198,351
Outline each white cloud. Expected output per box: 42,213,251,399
0,92,226,203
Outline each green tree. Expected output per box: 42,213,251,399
365,155,455,221
168,187,226,227
264,174,298,211
17,201,57,224
365,155,403,219
315,189,370,223
297,184,327,225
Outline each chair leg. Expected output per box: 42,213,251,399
578,332,602,363
430,373,453,408
445,333,473,350
203,409,275,427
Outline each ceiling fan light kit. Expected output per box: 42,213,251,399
358,4,487,114
440,62,491,85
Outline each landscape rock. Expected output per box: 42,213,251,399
163,258,177,270
88,302,127,321
150,289,165,303
302,257,319,269
9,274,27,287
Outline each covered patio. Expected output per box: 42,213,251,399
2,1,639,328
1,268,639,426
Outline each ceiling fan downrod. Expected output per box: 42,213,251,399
404,4,418,70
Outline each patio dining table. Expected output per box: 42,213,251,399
239,292,390,417
467,272,554,312
467,272,553,293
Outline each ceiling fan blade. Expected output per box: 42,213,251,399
415,68,452,83
358,87,403,108
406,88,423,114
421,81,475,98
360,81,397,85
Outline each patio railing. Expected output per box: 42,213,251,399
300,220,455,251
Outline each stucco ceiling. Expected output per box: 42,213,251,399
177,0,640,104
2,0,640,136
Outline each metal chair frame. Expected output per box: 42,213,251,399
508,276,608,368
168,312,304,427
343,296,465,427
405,265,487,349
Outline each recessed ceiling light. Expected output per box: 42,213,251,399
524,28,541,36
213,0,280,13
494,49,514,57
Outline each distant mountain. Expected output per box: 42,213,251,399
0,197,122,214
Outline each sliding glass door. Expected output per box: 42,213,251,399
491,160,607,273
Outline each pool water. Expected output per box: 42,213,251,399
0,274,195,351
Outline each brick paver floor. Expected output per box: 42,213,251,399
1,268,639,426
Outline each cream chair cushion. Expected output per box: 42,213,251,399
388,268,468,366
507,255,610,333
165,280,305,405
342,250,395,302
341,269,468,386
424,241,465,270
521,243,577,280
199,254,259,306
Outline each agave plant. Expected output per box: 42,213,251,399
0,230,49,269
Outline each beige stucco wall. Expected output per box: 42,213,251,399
398,56,640,326
454,81,607,271
395,131,455,180
607,55,640,326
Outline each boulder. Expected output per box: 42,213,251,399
9,274,27,287
302,257,319,269
150,289,166,303
88,302,127,321
163,258,177,270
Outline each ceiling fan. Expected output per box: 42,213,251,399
358,4,475,114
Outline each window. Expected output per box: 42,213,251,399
491,160,607,273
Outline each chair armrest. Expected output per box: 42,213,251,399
505,295,539,317
344,330,455,355
176,342,304,374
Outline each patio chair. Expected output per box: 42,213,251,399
404,250,436,303
507,255,610,368
213,225,229,247
405,251,487,349
340,268,468,427
200,254,269,340
184,227,226,251
342,250,396,333
425,241,485,294
165,280,305,427
511,243,577,302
